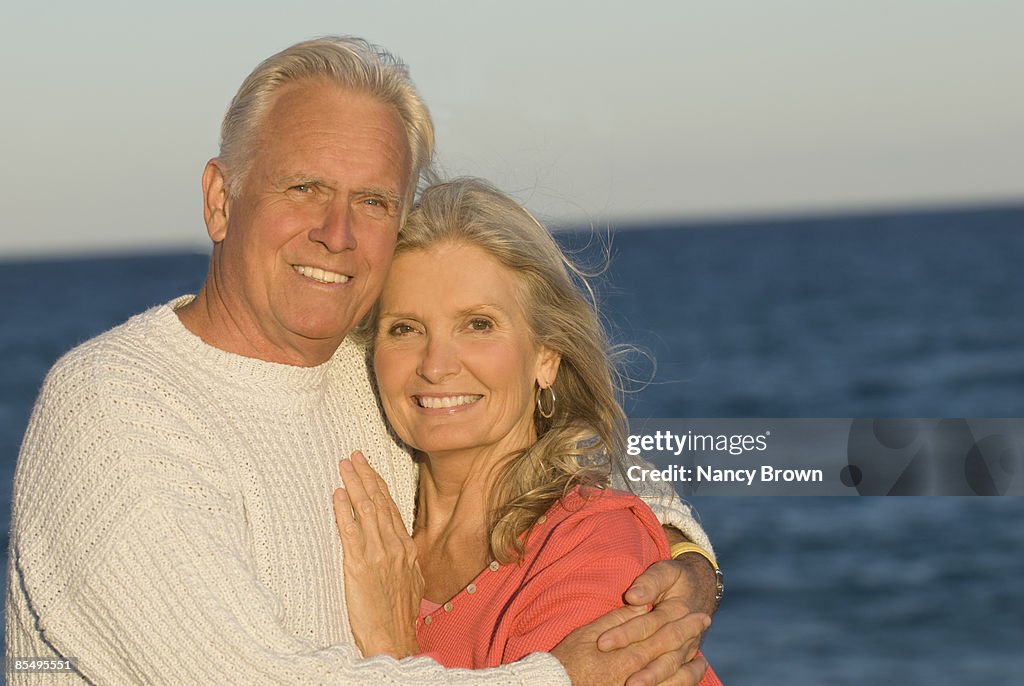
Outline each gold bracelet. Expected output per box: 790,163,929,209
669,542,724,605
669,542,717,568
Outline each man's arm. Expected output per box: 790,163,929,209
554,608,711,686
604,454,720,686
6,359,566,686
8,347,704,686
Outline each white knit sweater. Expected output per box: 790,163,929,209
5,297,708,685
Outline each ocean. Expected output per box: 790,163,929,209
2,204,1022,684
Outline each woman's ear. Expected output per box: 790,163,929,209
536,346,561,388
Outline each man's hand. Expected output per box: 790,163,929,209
625,555,719,618
591,558,717,686
551,604,709,686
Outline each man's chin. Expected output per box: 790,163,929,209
287,318,358,345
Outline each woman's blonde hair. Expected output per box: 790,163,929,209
359,178,628,562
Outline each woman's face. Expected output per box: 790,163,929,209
373,242,560,461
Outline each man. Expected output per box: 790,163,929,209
6,37,718,684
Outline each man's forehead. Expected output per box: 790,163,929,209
253,81,412,189
261,79,398,136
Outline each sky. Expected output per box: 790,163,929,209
1,1,1022,257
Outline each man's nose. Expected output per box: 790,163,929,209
417,335,461,383
309,202,357,252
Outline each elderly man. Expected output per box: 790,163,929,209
6,37,718,685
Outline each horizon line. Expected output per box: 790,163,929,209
3,197,1022,264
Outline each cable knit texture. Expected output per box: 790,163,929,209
5,296,707,684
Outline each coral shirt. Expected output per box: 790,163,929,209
417,487,722,684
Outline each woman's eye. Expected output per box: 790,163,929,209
388,323,416,336
468,318,493,331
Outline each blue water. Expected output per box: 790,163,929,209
2,204,1022,684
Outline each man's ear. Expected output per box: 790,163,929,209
536,346,562,388
202,159,231,243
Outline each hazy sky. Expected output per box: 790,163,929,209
2,1,1022,257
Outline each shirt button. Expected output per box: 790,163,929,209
489,561,500,572
443,601,454,612
466,584,477,594
423,616,432,626
537,515,547,524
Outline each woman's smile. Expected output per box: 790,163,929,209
373,242,559,460
413,393,484,411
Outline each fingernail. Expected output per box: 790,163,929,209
340,459,354,472
353,451,367,463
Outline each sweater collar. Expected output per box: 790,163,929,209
146,295,367,391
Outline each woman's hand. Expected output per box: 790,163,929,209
332,450,423,658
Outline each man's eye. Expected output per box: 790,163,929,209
360,196,394,217
290,184,314,193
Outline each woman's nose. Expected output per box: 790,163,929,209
417,335,461,383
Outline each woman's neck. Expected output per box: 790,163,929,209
414,448,502,546
414,421,538,540
414,449,511,602
413,425,538,601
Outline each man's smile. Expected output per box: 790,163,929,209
292,264,351,284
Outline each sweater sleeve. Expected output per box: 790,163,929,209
612,454,715,560
499,497,669,665
6,356,567,686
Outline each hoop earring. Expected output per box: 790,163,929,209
536,385,556,419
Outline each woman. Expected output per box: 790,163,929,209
333,178,721,683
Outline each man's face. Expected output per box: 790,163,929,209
207,80,411,363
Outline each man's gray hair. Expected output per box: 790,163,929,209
219,36,434,203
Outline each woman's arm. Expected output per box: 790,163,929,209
501,496,674,663
502,494,722,685
611,454,715,559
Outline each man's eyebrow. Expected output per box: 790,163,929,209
274,177,402,205
357,186,403,205
278,173,329,187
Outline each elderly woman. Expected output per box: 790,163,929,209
333,179,721,684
